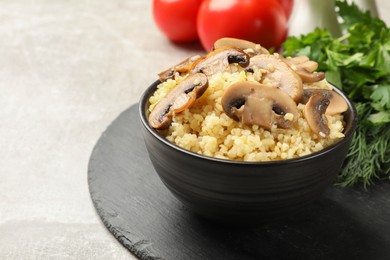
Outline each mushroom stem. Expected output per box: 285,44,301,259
222,81,298,129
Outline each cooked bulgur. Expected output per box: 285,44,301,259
149,64,345,161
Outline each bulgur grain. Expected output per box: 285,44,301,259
149,64,345,161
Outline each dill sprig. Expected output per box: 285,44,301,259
337,103,390,187
283,0,390,187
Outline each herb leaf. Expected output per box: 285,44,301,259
371,85,390,110
282,0,390,186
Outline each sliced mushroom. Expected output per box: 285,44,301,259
249,54,303,103
302,89,348,115
190,46,250,77
285,56,319,72
298,71,325,83
149,73,208,129
213,37,269,57
158,55,201,81
283,56,325,83
303,93,330,138
285,56,310,67
221,81,298,129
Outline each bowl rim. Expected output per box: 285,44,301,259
139,79,358,166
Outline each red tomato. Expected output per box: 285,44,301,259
197,0,287,51
153,0,204,42
276,0,294,19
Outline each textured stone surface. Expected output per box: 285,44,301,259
0,0,388,259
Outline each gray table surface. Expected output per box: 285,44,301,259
1,0,389,259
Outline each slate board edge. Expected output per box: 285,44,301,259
87,106,159,260
87,104,390,260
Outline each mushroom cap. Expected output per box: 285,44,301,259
213,37,269,57
149,73,208,129
303,93,331,138
283,56,325,83
221,81,298,129
302,88,348,115
190,46,250,77
158,55,201,82
249,54,303,103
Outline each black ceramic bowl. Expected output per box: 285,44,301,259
139,80,357,223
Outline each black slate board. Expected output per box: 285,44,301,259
88,104,390,260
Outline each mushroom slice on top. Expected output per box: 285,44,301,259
283,56,325,83
221,81,298,129
302,88,348,115
149,73,208,129
290,57,318,72
158,55,201,81
190,46,250,77
249,54,303,103
303,93,331,138
213,37,269,57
